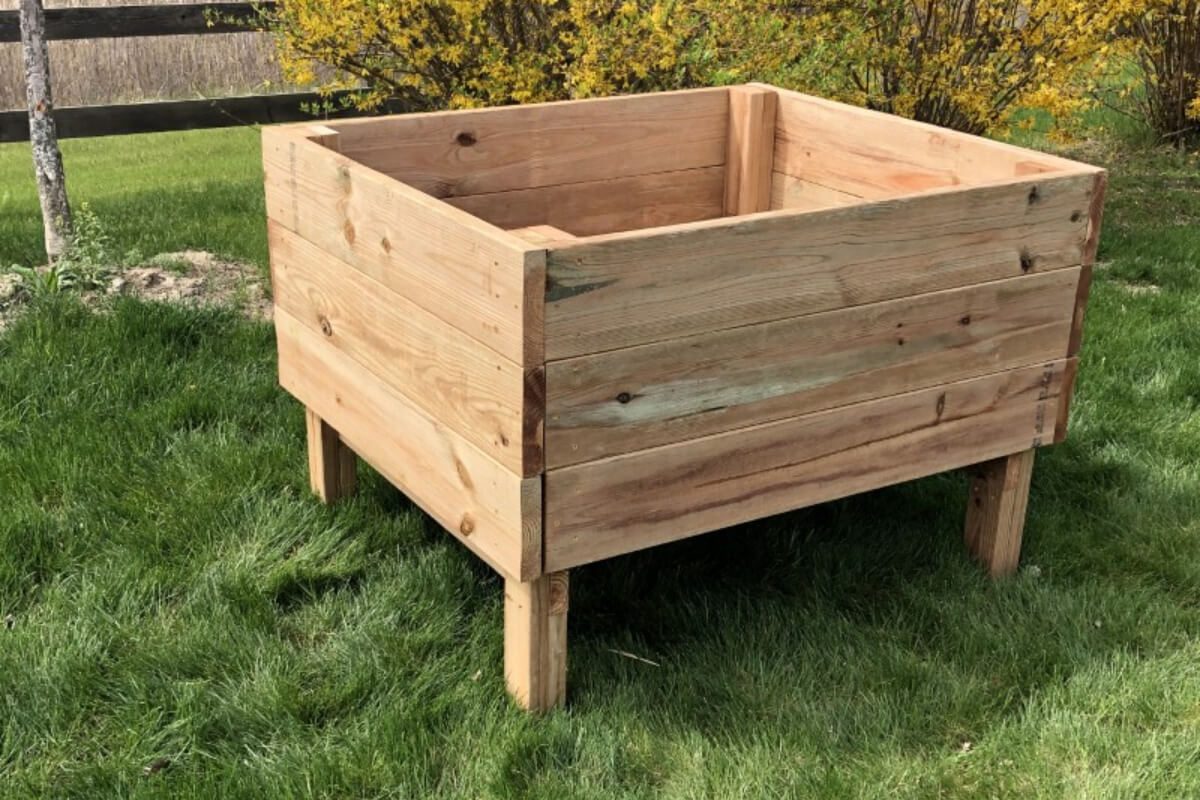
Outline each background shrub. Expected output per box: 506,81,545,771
266,0,795,112
1099,1,1200,144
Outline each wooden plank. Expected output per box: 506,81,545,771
965,450,1037,578
544,171,1096,360
329,87,730,198
305,408,358,503
504,572,569,712
765,84,1099,199
269,222,536,476
724,86,778,215
276,309,540,581
0,91,389,144
546,269,1080,467
769,172,862,212
0,3,276,43
263,127,543,366
448,166,724,237
544,361,1069,571
508,225,578,246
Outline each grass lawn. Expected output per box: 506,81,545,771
1,130,1199,798
0,128,267,269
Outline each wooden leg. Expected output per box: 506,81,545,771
965,449,1036,578
305,407,357,503
504,571,568,712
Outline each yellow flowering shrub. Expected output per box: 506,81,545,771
265,0,795,111
779,1,1123,135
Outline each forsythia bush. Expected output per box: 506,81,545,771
265,0,795,112
783,1,1124,136
264,0,1197,140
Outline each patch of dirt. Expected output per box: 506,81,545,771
0,251,270,334
1112,281,1162,297
0,273,22,336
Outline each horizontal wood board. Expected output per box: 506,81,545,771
544,360,1071,571
544,171,1096,360
269,221,539,476
546,268,1080,467
330,88,730,200
770,172,863,212
276,309,539,580
447,166,724,237
768,84,1096,198
263,128,543,366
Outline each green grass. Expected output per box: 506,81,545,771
1,131,1200,798
0,128,267,269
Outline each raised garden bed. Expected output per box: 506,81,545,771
262,83,1107,711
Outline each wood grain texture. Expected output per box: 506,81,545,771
305,408,357,502
263,127,543,366
504,572,569,712
724,86,778,215
766,84,1099,198
546,269,1080,467
508,225,578,246
448,166,724,237
277,309,540,580
270,222,537,476
965,450,1037,578
544,172,1095,360
770,172,862,212
329,87,730,198
544,362,1068,571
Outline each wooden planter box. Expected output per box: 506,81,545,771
263,84,1107,712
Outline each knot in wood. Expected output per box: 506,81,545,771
456,131,477,147
459,514,476,536
318,316,333,337
616,392,633,405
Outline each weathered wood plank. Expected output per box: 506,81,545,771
276,309,540,580
544,361,1069,571
504,571,569,712
305,408,357,502
769,172,862,212
329,87,730,198
965,450,1037,578
448,166,724,237
544,172,1095,360
263,127,543,366
269,222,537,476
766,84,1099,199
724,86,778,215
546,269,1080,467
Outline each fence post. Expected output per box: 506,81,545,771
20,0,71,261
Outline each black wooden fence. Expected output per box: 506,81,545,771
0,2,384,143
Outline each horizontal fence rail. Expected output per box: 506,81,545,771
0,91,403,143
0,3,403,143
0,2,276,43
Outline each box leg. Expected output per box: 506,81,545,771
504,571,568,712
305,407,357,503
964,449,1036,578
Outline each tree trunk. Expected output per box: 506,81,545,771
20,0,71,261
